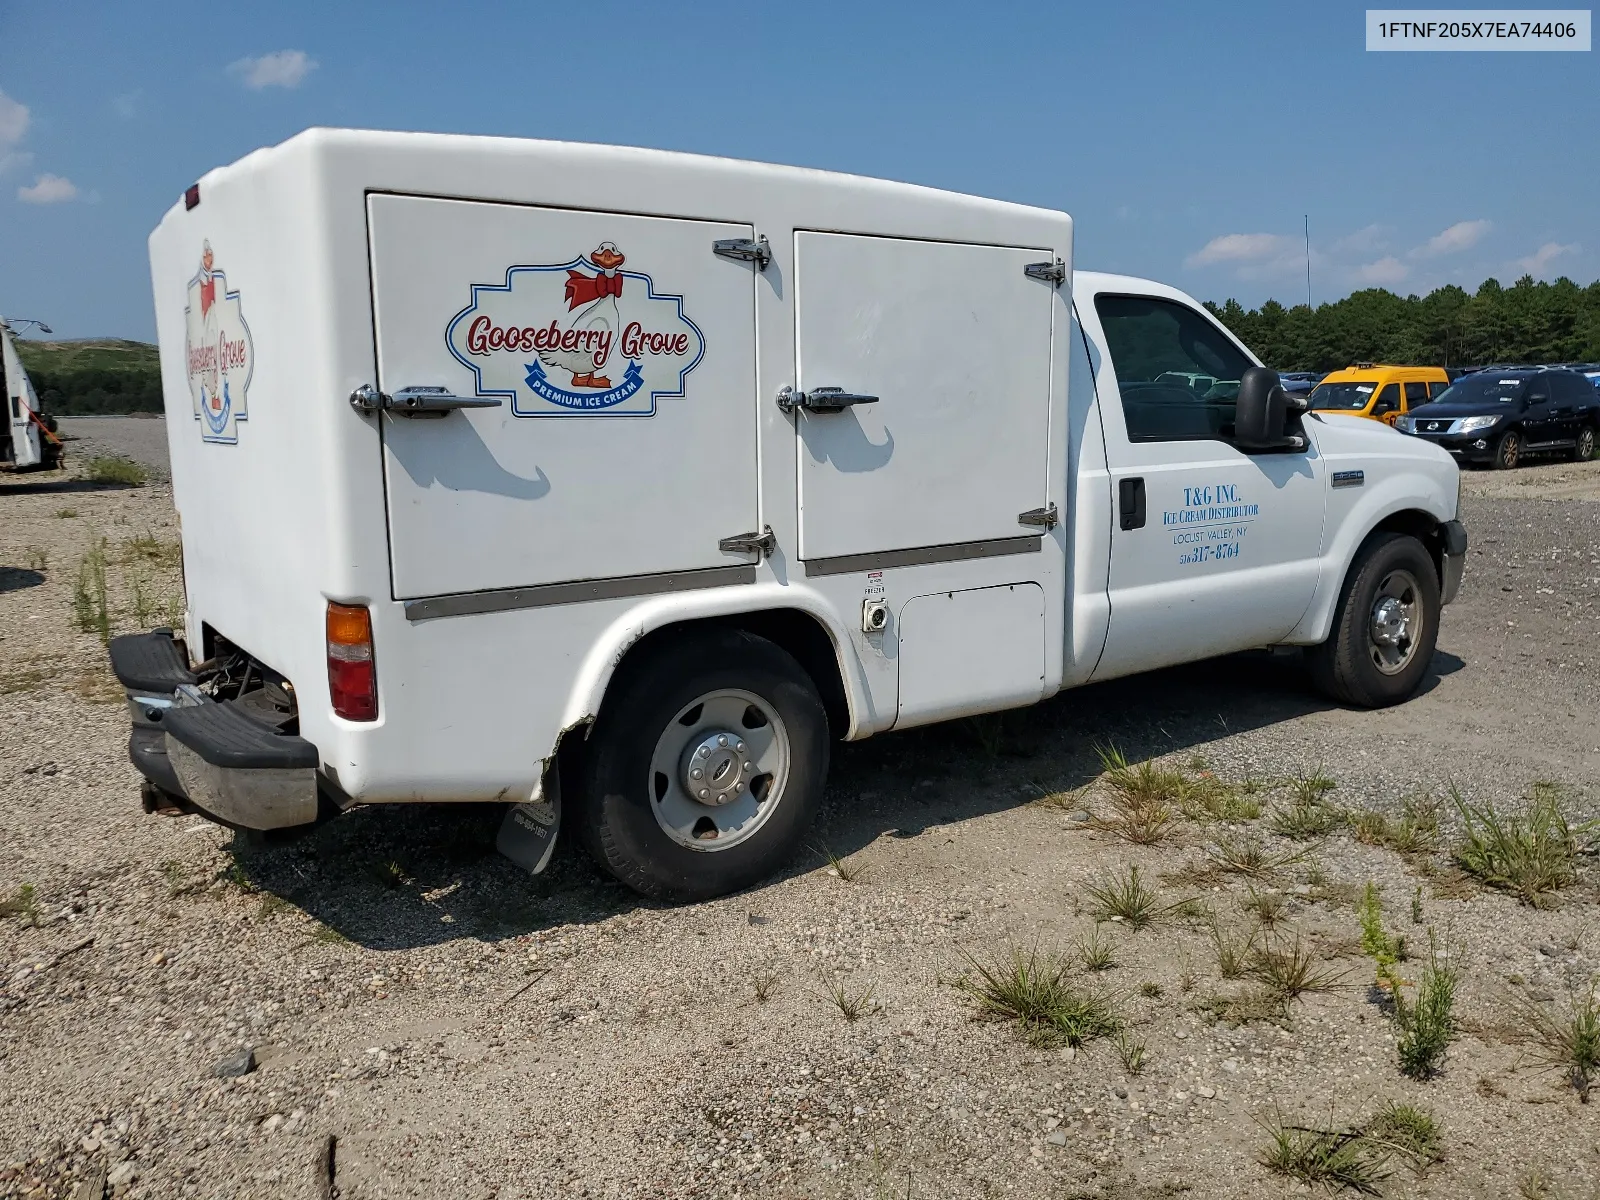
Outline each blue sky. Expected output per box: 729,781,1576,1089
1,0,1594,340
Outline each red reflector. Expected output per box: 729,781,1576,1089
184,184,200,211
328,658,378,722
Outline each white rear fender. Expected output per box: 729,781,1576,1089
556,583,871,751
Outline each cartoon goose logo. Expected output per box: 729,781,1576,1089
538,243,627,389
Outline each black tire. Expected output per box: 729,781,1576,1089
1574,424,1596,462
579,628,829,902
1307,532,1440,708
1492,428,1522,469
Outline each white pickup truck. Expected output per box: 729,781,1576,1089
110,129,1466,901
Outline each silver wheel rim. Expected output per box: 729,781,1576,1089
648,689,790,852
1580,428,1594,458
1501,434,1520,467
1368,568,1423,675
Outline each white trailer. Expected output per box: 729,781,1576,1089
1,319,58,470
113,129,1466,900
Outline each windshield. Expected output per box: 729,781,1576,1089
1309,382,1378,411
1430,375,1528,405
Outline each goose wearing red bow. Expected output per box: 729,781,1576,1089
538,242,626,389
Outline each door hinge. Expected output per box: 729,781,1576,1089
718,526,775,558
1023,258,1066,286
712,235,772,271
1017,503,1058,530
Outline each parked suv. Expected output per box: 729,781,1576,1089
1396,367,1599,467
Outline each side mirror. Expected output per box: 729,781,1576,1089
1235,366,1298,451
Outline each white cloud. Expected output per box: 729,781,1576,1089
1330,224,1389,256
1186,232,1298,268
229,50,317,90
1511,241,1580,277
0,149,33,177
18,173,78,204
0,87,29,148
1352,257,1410,287
1411,219,1491,259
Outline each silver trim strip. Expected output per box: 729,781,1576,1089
404,565,758,622
802,536,1041,578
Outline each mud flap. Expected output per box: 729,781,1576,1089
497,793,560,875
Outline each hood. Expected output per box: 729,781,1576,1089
1307,411,1419,452
1406,397,1521,420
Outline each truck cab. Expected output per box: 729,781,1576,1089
113,130,1467,902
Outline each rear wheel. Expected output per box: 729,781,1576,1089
1493,429,1522,469
1308,533,1440,708
579,628,829,902
1574,424,1596,462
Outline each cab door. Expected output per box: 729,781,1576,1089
366,194,760,602
1078,289,1325,681
1369,382,1401,426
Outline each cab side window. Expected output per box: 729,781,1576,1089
1094,294,1255,442
1371,384,1399,415
1555,373,1590,404
1428,379,1451,399
1403,382,1429,409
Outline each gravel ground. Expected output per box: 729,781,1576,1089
54,419,171,482
2,451,1599,1200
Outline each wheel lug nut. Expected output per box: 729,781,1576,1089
718,735,729,747
698,747,709,758
691,768,703,780
736,742,746,753
744,762,753,771
699,789,709,799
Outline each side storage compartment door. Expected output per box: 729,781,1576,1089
792,233,1056,568
367,195,760,601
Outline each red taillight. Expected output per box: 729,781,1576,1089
327,602,377,721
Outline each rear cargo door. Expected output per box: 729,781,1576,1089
367,195,759,600
792,233,1055,566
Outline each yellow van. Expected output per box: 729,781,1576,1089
1308,365,1452,426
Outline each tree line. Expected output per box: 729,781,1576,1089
23,361,164,415
1205,274,1600,372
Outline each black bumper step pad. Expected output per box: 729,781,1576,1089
109,630,197,694
163,701,318,771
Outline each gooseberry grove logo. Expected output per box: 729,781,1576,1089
184,240,254,444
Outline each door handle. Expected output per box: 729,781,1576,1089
1119,477,1146,531
776,386,880,415
349,384,503,418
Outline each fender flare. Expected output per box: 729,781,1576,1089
1288,481,1454,646
554,582,875,747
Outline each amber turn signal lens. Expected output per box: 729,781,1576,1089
326,602,372,646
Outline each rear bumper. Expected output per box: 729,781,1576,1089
108,631,322,831
1439,519,1467,606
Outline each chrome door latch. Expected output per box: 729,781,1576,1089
349,384,503,418
719,526,776,558
1017,504,1059,530
776,386,881,414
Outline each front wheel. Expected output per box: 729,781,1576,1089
1574,424,1596,462
1492,429,1522,469
1308,533,1441,708
579,628,829,902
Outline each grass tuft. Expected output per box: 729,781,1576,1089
752,971,779,1003
1248,934,1346,1002
0,883,41,922
1211,920,1260,981
84,455,147,486
1206,833,1308,879
1256,1113,1390,1194
822,973,877,1021
955,944,1120,1048
1177,772,1263,823
1361,1102,1444,1172
1076,926,1118,972
1453,783,1588,908
1087,746,1179,844
1084,865,1162,930
1240,885,1287,928
1114,1029,1147,1074
72,539,111,643
818,843,866,883
1519,976,1600,1102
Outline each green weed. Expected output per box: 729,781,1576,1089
84,455,147,486
1453,784,1588,907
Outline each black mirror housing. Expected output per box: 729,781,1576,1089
1235,366,1291,450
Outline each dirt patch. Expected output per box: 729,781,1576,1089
2,454,1600,1199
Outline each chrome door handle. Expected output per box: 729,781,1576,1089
349,384,503,418
776,386,880,414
